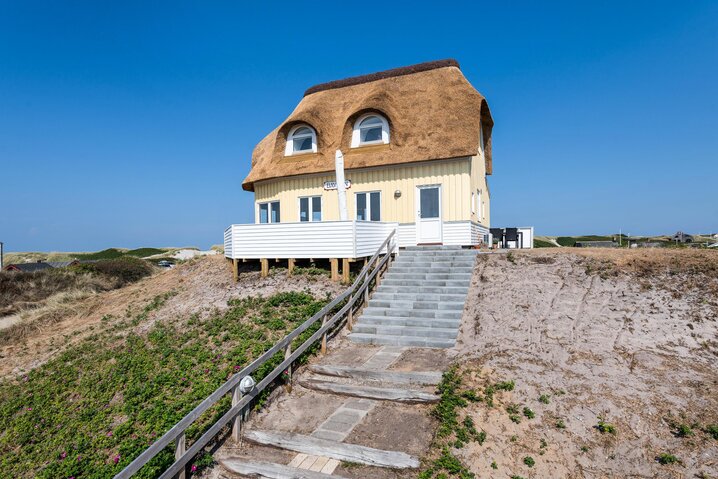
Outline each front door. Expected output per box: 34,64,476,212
417,185,442,244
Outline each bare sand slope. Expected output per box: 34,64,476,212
0,256,343,379
455,250,718,478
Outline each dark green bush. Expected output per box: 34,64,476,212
556,237,576,247
73,257,153,286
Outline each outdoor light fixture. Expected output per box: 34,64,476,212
394,189,401,198
239,375,256,394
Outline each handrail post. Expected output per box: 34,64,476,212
284,343,293,392
321,314,328,354
174,434,186,479
231,386,242,443
347,294,354,331
363,272,370,307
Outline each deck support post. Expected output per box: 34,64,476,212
231,386,243,443
321,314,328,354
342,258,350,284
260,259,269,278
287,258,295,276
232,259,239,282
330,258,339,281
174,434,186,479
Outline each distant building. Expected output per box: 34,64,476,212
3,260,79,272
672,231,693,243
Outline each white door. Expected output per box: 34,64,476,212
417,185,442,244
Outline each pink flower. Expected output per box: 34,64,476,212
106,431,113,437
27,407,32,411
234,365,241,371
113,454,120,464
60,451,67,460
191,465,197,472
77,454,82,461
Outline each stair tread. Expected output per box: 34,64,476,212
243,430,420,469
221,459,346,478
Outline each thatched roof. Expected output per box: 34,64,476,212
243,59,493,191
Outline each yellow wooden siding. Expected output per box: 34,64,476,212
254,158,473,224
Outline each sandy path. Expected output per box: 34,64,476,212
454,250,718,478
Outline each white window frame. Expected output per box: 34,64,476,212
471,192,476,215
257,201,280,224
285,124,317,156
351,113,390,148
298,195,322,222
355,191,381,222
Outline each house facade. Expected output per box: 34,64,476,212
225,59,494,274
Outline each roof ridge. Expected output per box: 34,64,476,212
303,59,460,97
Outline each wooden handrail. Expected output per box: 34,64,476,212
115,229,396,478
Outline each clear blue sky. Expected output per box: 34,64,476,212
1,1,716,251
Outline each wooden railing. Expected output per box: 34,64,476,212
114,230,397,479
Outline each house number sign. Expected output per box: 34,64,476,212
323,180,352,190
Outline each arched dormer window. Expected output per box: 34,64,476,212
351,114,390,148
285,125,317,156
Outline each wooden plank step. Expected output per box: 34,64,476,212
221,458,347,478
300,378,439,403
309,365,442,385
244,430,420,469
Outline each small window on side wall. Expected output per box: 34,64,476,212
351,114,389,148
285,125,317,156
356,191,381,221
299,196,322,222
259,201,280,224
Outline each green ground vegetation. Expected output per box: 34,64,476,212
0,290,329,478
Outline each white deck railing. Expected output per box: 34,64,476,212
223,221,398,259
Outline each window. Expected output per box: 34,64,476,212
285,125,317,156
258,201,280,224
299,196,322,222
471,192,476,215
351,114,390,147
356,191,381,221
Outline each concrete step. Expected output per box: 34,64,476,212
378,285,469,295
393,259,476,267
361,307,462,319
349,333,455,349
371,292,467,302
368,299,465,310
383,273,473,281
357,315,460,329
389,267,474,274
400,250,478,257
353,324,458,339
382,279,469,287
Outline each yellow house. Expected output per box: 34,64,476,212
225,59,494,271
